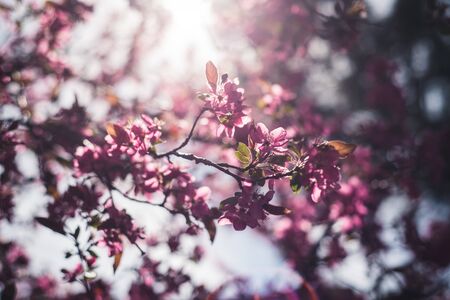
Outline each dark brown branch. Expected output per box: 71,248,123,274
173,152,245,189
260,169,296,181
154,108,208,158
72,233,94,300
216,162,244,171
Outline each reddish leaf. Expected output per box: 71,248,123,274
346,0,366,17
206,291,219,300
205,61,218,92
106,123,117,137
301,280,319,300
113,252,122,273
327,140,357,158
106,123,128,143
219,197,237,209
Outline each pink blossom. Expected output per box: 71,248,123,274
205,79,251,138
249,122,288,155
105,115,162,157
98,202,145,256
132,161,161,196
62,263,84,283
219,182,275,231
191,186,211,219
292,144,341,203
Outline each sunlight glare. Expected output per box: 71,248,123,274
157,0,218,75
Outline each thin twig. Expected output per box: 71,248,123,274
110,185,193,225
217,162,244,171
173,152,245,189
260,169,297,181
72,235,94,300
154,108,208,158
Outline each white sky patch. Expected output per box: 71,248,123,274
15,148,40,179
145,0,219,80
423,81,447,122
411,40,432,77
366,0,397,20
67,0,143,80
0,104,22,120
379,247,414,269
308,38,330,60
210,227,301,294
332,251,373,291
375,194,410,226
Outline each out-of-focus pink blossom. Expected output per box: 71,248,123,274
98,201,145,256
105,114,162,157
191,186,212,219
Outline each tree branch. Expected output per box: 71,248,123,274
173,152,245,189
154,108,208,158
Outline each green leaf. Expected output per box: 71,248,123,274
288,142,302,157
88,214,102,229
197,93,210,101
219,197,238,210
290,173,302,193
218,114,232,124
249,168,265,185
88,249,98,258
235,142,252,167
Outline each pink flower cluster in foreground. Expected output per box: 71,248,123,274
69,62,352,241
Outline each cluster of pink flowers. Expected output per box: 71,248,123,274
327,176,371,232
248,122,289,156
48,185,100,219
299,144,341,203
131,160,161,195
61,256,96,283
129,256,208,299
98,201,145,256
219,182,275,231
105,114,162,157
74,142,127,180
259,83,295,114
160,164,212,219
203,65,251,138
